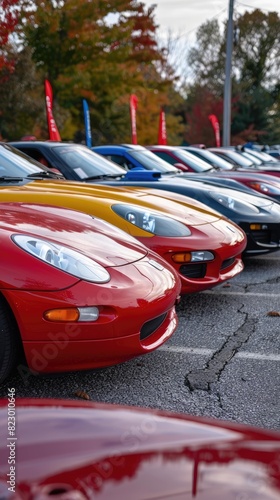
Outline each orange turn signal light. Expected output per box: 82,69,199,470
44,308,80,322
250,224,261,230
171,253,192,263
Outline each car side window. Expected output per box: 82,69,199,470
19,148,50,167
153,152,177,166
105,154,132,170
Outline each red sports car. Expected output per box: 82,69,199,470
0,143,247,295
148,145,280,199
0,202,181,382
183,145,280,199
1,398,280,499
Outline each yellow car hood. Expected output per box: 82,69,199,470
0,179,229,237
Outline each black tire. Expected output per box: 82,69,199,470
0,296,22,383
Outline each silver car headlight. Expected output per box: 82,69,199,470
209,192,260,215
112,204,191,236
12,235,110,283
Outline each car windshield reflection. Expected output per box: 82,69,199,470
54,145,126,179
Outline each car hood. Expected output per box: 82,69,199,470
1,399,280,500
177,177,278,209
0,202,149,267
212,170,280,183
0,179,227,226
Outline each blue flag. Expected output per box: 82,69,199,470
83,99,92,148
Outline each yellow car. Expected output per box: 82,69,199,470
0,143,246,293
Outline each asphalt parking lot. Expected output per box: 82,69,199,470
1,250,280,431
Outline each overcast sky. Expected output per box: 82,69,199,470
142,1,280,42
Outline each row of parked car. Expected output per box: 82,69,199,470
2,141,280,383
3,140,280,380
1,140,280,498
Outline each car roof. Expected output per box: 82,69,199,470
147,145,178,150
94,144,147,152
10,141,85,148
10,140,60,146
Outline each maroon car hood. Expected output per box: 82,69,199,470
1,399,279,499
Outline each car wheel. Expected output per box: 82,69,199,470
0,296,22,383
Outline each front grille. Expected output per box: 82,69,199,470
179,263,206,278
140,313,167,340
251,230,271,244
221,257,235,270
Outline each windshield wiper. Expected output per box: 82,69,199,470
85,174,123,181
27,171,63,179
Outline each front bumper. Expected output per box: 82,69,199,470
240,222,280,254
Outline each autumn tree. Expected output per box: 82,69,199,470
0,0,43,139
0,0,20,76
1,3,280,145
6,0,182,143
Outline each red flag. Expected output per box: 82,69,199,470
208,114,220,147
158,108,167,145
130,94,138,145
44,79,61,141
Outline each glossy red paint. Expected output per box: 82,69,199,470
0,398,279,499
132,190,246,294
0,202,181,379
1,142,247,293
211,171,280,199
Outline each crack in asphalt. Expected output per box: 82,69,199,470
185,315,256,392
216,391,223,409
266,276,280,284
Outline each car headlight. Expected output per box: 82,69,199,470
248,181,280,196
112,204,191,236
12,235,110,283
209,192,259,215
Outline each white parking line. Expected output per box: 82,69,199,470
159,346,280,361
237,352,280,361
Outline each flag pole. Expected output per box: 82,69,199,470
222,0,234,146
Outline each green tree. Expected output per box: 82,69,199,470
182,10,280,145
231,9,280,143
187,19,225,94
0,46,49,140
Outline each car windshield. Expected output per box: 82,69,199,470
0,143,50,177
170,149,214,172
211,149,255,167
52,145,126,178
244,148,279,164
129,149,179,174
241,151,263,165
186,148,234,170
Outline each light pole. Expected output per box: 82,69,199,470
222,0,234,146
